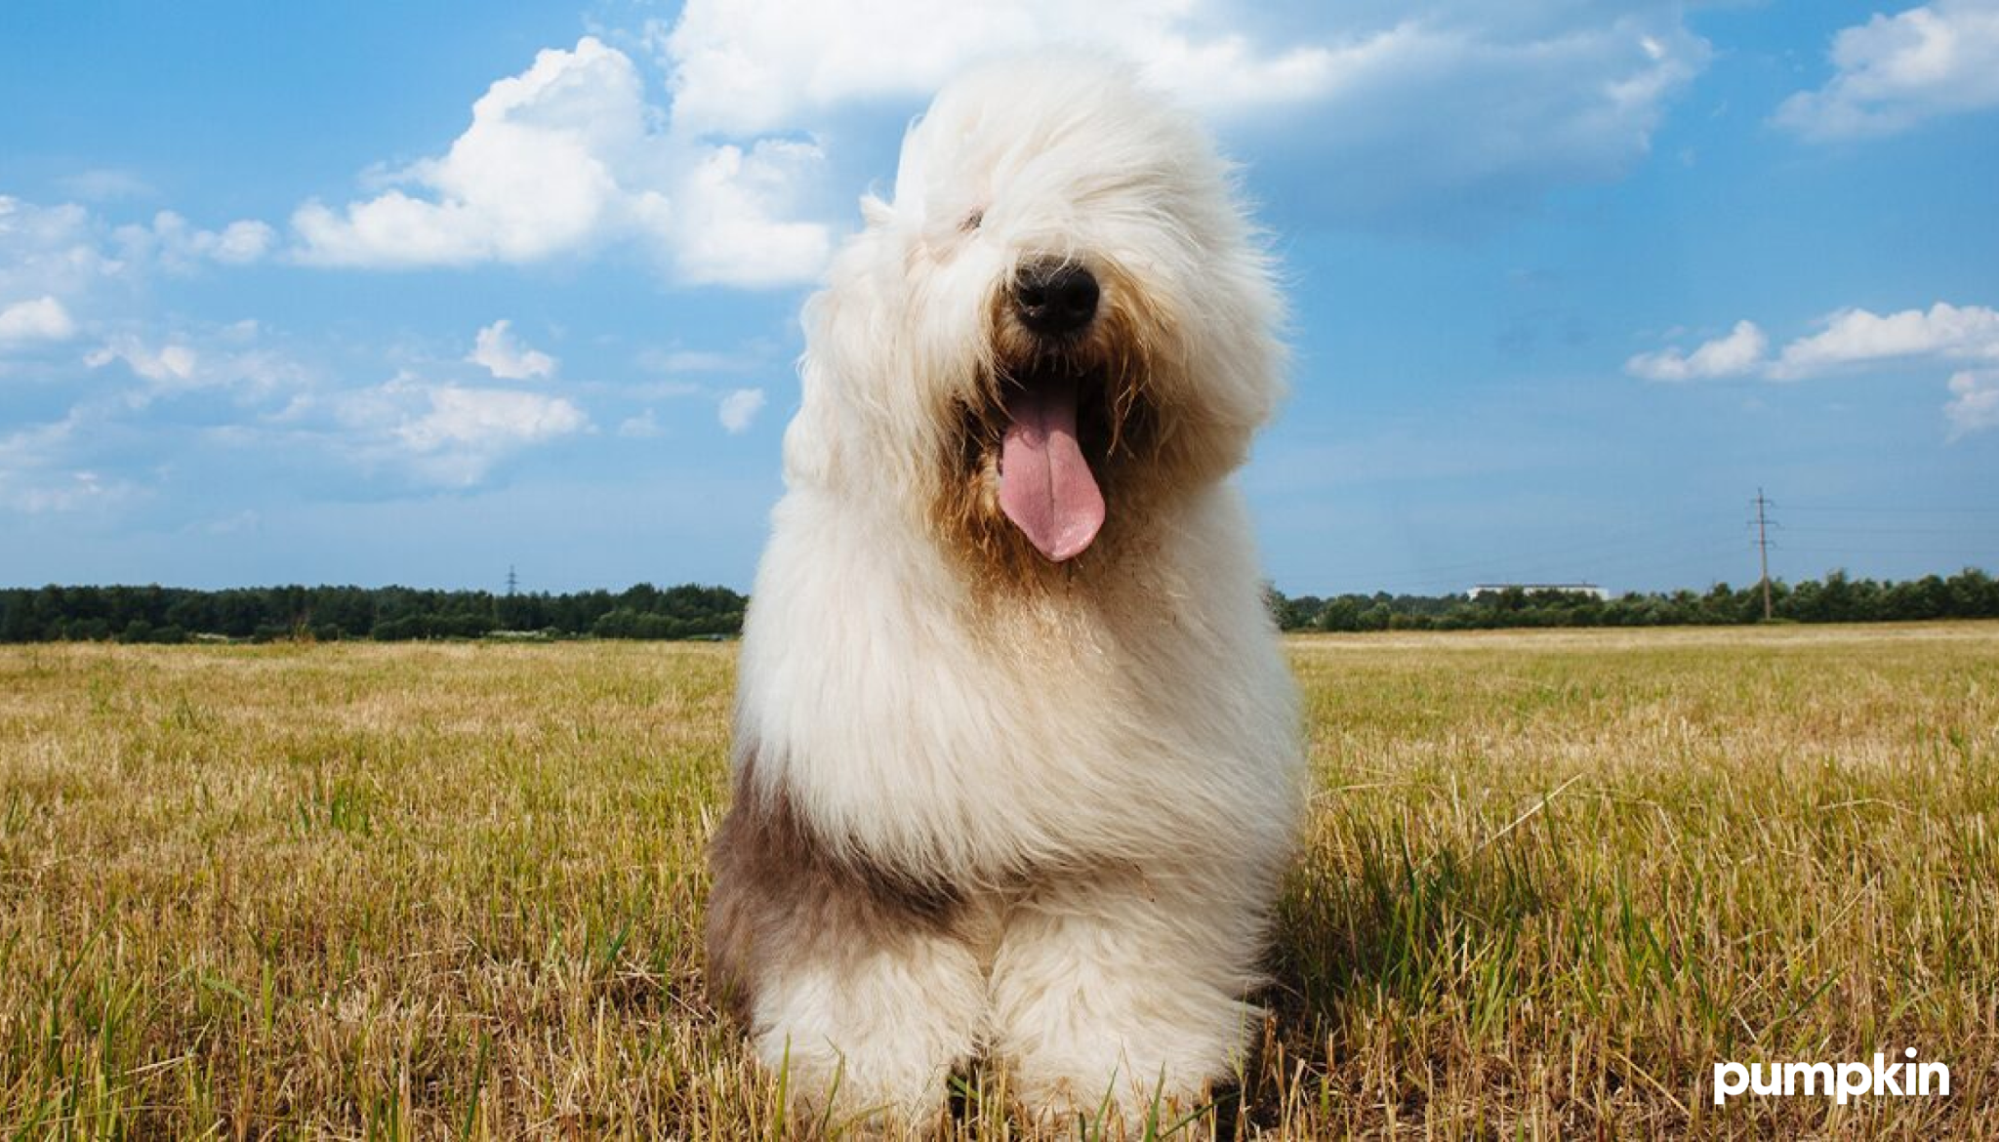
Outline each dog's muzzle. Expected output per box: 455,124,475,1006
1012,259,1100,338
994,258,1109,563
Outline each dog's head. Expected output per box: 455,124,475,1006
790,55,1282,585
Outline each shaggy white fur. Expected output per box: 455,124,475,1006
707,54,1303,1133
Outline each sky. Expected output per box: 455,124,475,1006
2,0,1997,597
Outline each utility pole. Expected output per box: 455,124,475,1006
1753,489,1773,621
505,565,518,596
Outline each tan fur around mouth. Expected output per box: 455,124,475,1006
930,260,1173,595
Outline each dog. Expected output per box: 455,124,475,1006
706,54,1302,1132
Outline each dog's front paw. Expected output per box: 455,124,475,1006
756,1032,955,1138
1006,1064,1222,1140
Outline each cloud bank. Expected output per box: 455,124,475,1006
289,37,830,286
284,2,1712,276
1627,301,1999,436
1776,1,1999,140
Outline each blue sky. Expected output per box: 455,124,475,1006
3,0,1996,596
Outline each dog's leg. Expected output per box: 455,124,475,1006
708,758,986,1133
745,923,987,1133
987,867,1269,1135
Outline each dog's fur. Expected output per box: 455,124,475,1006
707,55,1303,1130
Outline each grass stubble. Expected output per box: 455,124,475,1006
0,624,1993,1139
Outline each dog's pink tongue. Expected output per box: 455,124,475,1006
999,382,1104,562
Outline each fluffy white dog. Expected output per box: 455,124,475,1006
707,54,1302,1131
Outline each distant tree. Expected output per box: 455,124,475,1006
5,570,1995,643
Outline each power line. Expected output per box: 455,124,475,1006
1331,510,1732,588
1782,504,1999,515
1345,533,1747,594
1780,525,1994,536
1307,493,1991,598
1774,546,1999,557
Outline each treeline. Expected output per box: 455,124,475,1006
1267,568,1999,631
6,568,1996,644
0,583,747,643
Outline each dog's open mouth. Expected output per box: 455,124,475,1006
949,272,1153,577
997,369,1106,562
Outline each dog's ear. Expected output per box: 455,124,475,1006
859,194,894,229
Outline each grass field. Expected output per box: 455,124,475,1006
2,624,1995,1139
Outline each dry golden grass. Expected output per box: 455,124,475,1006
1,624,1994,1139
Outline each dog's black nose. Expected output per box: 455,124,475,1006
1014,260,1099,337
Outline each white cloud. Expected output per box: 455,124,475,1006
119,212,277,267
215,221,276,263
1,319,327,514
303,374,590,486
671,140,835,287
468,319,558,380
618,408,665,438
1639,300,1999,437
1625,319,1767,382
717,387,767,433
5,469,142,514
654,0,1706,226
293,39,647,267
16,318,578,501
293,6,1705,272
0,196,276,350
289,37,829,285
1945,370,1999,438
655,1,1704,136
399,385,586,452
0,296,77,346
1288,14,1705,223
1772,302,1999,379
1776,1,1999,140
83,327,309,406
0,197,129,304
657,0,1348,134
0,414,143,514
87,338,198,385
1629,304,1999,384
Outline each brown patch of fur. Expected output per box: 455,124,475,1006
706,739,963,1025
